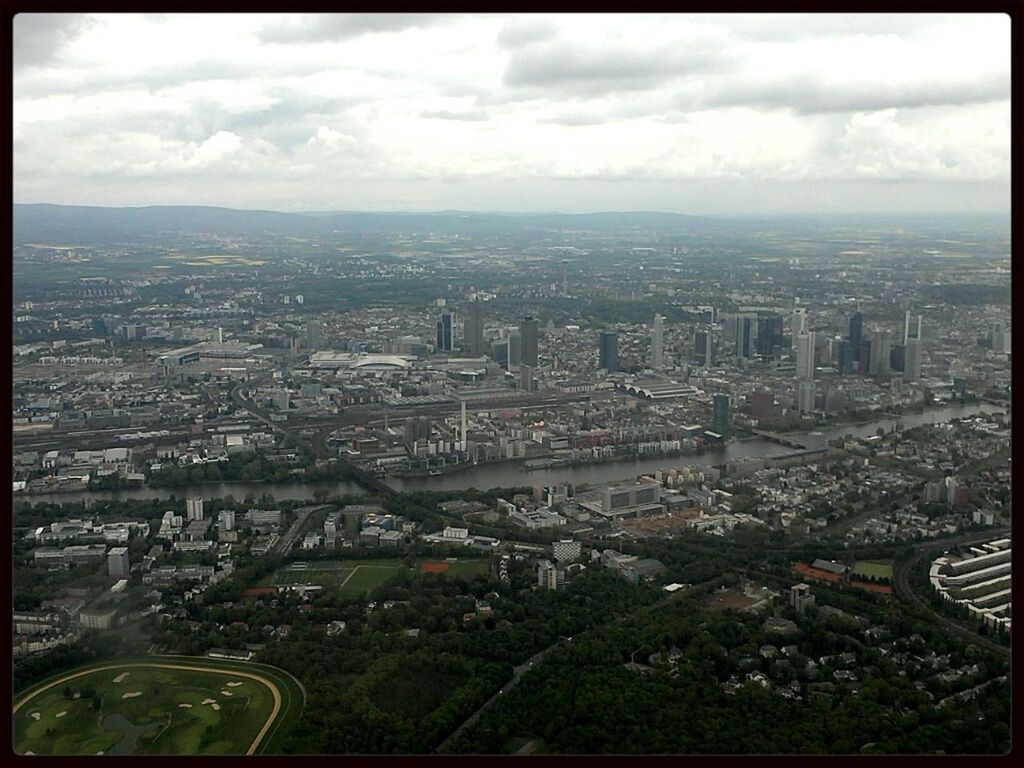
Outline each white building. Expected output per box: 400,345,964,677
186,497,205,522
553,539,582,563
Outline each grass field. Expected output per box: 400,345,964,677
13,661,285,755
852,560,894,580
271,558,490,597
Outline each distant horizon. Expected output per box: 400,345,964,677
11,201,1013,220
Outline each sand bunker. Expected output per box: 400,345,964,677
29,712,41,721
226,681,243,687
55,711,67,718
201,699,216,705
220,691,232,696
72,693,81,699
113,673,130,684
211,703,221,711
121,691,142,699
178,703,193,709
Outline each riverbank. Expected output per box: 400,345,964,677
13,402,1004,504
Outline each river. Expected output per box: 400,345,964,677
14,402,1003,506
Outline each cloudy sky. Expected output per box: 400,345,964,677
13,13,1011,214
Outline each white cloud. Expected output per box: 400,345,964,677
11,12,1011,213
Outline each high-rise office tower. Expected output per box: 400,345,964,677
738,315,755,358
870,330,891,376
436,311,454,352
791,308,808,349
795,331,815,381
991,321,1005,352
693,328,714,367
712,394,730,435
508,331,522,368
598,331,618,372
904,337,922,382
890,344,906,373
757,315,784,356
858,339,872,374
725,313,756,358
306,321,323,350
493,338,509,369
903,310,912,344
520,316,539,367
520,364,534,392
849,312,864,360
463,301,484,357
797,380,816,415
651,314,664,369
838,339,855,375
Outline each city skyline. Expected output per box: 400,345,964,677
13,13,1011,214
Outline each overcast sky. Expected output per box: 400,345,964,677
13,13,1011,214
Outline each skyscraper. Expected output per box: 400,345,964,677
508,331,522,368
870,330,891,376
436,311,454,352
725,313,756,358
712,394,730,435
791,308,808,349
904,337,922,381
757,315,784,356
849,312,864,360
651,314,664,369
598,331,618,372
520,316,538,367
797,380,816,414
306,321,322,350
520,364,534,392
858,339,872,374
890,344,905,373
795,331,815,381
838,340,855,375
463,301,484,357
693,329,712,367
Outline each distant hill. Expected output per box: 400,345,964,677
12,203,740,244
12,203,1009,245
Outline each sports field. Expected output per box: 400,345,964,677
852,560,894,580
13,661,284,755
272,558,489,596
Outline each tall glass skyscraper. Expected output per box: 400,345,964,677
598,330,618,372
519,316,538,367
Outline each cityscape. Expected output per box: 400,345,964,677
11,11,1013,757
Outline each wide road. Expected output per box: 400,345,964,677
893,528,1011,661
